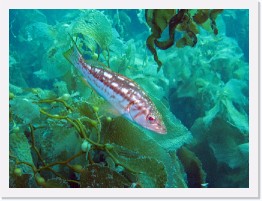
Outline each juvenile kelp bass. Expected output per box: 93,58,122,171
63,39,167,134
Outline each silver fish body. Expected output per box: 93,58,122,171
64,42,167,134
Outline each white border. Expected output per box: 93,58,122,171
0,0,259,198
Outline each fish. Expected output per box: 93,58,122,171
63,39,167,134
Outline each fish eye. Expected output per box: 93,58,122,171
147,115,156,123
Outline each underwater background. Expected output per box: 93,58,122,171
9,9,249,188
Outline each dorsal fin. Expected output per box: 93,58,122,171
86,60,108,69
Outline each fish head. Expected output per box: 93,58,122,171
144,111,167,134
132,106,167,134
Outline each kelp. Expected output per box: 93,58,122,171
145,9,223,71
80,164,131,188
10,132,34,175
145,9,181,70
102,96,192,187
71,10,113,50
177,146,207,188
190,117,248,187
9,87,191,188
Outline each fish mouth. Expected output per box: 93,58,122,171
153,126,167,134
156,129,167,134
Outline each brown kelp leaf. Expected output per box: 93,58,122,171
176,37,187,48
176,14,190,31
154,9,176,32
169,151,188,188
9,132,34,174
145,9,222,70
193,9,209,24
76,101,97,119
145,9,179,71
176,32,197,48
188,21,199,34
177,146,206,188
80,164,131,188
209,9,223,21
128,157,167,188
145,9,175,34
200,19,213,32
10,174,31,188
44,178,70,188
102,117,174,186
108,144,167,187
154,9,187,51
176,15,199,35
209,10,223,35
111,143,141,159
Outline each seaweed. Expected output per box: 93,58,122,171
145,9,223,71
8,70,196,188
177,146,206,188
80,164,131,188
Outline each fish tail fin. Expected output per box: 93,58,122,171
63,34,83,67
